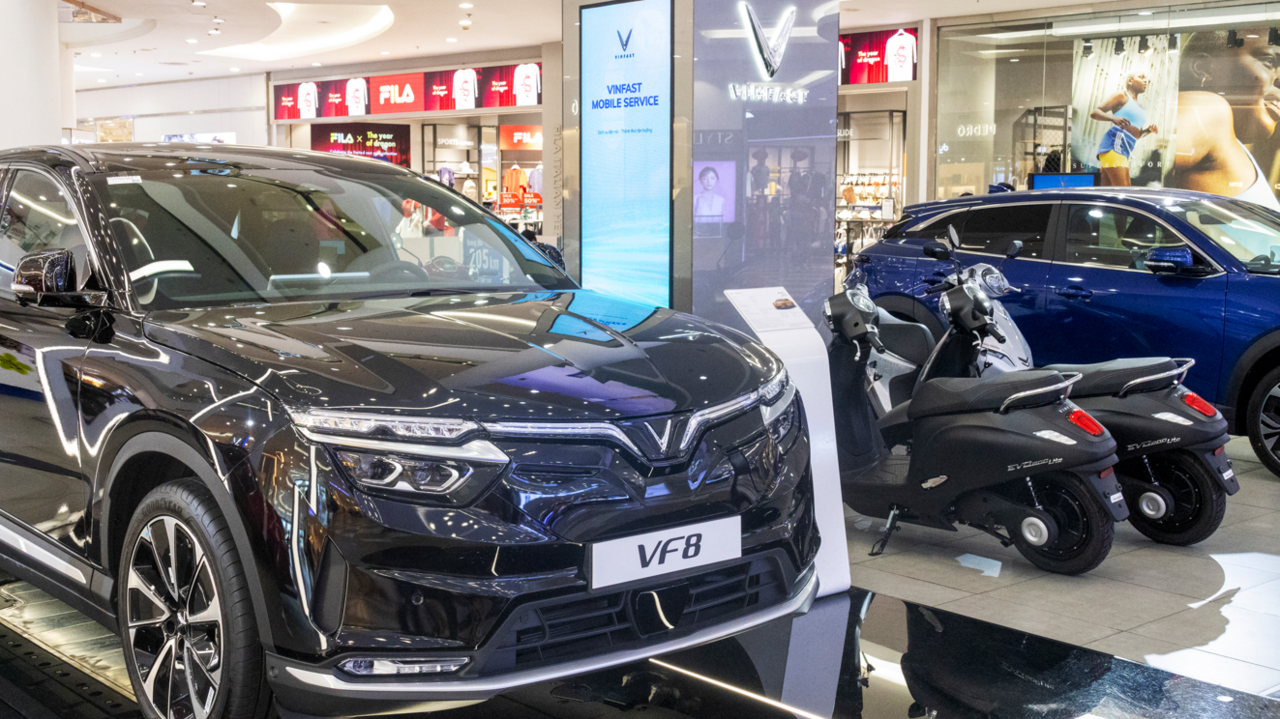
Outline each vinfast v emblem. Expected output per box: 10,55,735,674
615,28,635,59
644,418,673,454
744,4,796,78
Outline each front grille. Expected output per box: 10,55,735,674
484,553,789,673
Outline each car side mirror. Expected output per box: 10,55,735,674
1144,246,1193,274
1006,240,1024,259
537,242,566,270
922,240,952,262
11,250,106,308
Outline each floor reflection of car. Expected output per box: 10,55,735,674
858,189,1280,476
0,144,819,719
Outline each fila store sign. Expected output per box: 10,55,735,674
372,73,426,114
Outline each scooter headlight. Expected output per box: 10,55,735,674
938,291,952,317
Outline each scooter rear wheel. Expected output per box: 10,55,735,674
1127,450,1226,546
1011,472,1114,575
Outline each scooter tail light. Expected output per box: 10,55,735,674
1067,409,1105,437
1181,391,1217,417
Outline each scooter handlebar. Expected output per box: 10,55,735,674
925,282,952,295
987,325,1007,343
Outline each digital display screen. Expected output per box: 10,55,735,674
1029,173,1098,189
841,29,918,84
310,123,411,167
579,0,672,308
272,64,541,120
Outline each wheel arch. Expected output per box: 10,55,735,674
1225,327,1280,434
100,425,278,649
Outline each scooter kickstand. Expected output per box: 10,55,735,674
870,508,901,556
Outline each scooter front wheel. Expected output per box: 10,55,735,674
1011,472,1114,575
1127,450,1226,546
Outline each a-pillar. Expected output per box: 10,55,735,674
0,0,63,148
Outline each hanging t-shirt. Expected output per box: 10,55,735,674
346,78,368,116
437,166,455,189
514,64,541,107
453,69,478,110
885,32,917,83
503,166,529,193
527,166,543,195
298,82,319,119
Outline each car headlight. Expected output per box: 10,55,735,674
760,368,789,404
334,451,473,494
288,408,481,441
767,396,799,445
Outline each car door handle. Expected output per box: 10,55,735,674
1055,285,1094,299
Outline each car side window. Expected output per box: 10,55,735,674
1062,205,1199,270
1,170,87,272
958,205,1050,258
909,211,968,241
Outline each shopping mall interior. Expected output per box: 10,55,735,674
0,0,1277,717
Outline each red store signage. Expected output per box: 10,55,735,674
499,125,544,151
841,28,918,85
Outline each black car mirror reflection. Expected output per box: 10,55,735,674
922,241,952,262
11,250,108,309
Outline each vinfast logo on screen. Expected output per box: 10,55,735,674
580,0,673,308
372,73,426,114
744,4,795,78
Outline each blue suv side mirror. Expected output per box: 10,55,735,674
1144,246,1194,274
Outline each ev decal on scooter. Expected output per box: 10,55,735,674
1126,437,1179,452
1007,458,1064,472
638,533,703,568
921,475,948,489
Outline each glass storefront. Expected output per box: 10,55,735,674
935,0,1280,211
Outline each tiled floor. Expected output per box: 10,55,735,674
845,435,1280,697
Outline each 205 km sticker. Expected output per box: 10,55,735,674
590,516,742,589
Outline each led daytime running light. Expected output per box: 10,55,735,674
289,408,480,441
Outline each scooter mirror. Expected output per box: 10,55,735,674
947,224,961,249
1006,240,1023,259
923,240,952,262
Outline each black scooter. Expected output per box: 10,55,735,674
825,290,1130,575
870,234,1237,546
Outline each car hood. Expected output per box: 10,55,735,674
143,290,780,422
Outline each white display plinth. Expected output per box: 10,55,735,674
725,287,851,598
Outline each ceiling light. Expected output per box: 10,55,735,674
212,16,225,23
90,52,101,58
209,29,221,35
380,50,390,55
230,67,240,72
312,62,322,66
186,38,198,44
191,0,206,5
1010,58,1019,62
201,4,394,62
459,2,473,6
1138,10,1152,15
135,72,143,76
97,79,105,83
446,37,457,42
459,19,472,26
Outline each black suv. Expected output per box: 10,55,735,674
0,144,818,718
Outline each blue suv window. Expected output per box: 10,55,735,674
958,204,1050,259
1063,204,1196,270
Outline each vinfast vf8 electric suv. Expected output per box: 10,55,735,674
0,144,818,719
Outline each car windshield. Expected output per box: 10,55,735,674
91,168,576,310
1165,199,1280,274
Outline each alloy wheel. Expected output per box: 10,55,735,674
126,515,223,719
1257,382,1280,460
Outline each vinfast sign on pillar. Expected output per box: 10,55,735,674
580,0,673,307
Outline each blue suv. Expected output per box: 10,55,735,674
856,188,1280,474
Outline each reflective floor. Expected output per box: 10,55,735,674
0,578,1275,718
845,436,1280,696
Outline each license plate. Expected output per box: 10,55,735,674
589,516,742,590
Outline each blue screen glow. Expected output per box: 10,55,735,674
580,0,672,308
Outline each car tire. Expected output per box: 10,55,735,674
1010,472,1115,575
118,478,272,719
1126,450,1226,546
1246,365,1280,477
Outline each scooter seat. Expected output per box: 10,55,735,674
908,370,1066,419
1041,357,1176,398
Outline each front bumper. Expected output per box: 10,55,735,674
267,564,818,716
